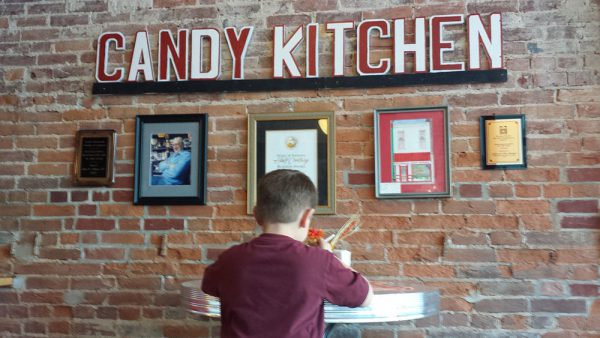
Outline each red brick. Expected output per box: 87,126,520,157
489,184,514,198
474,299,528,313
84,248,125,260
403,264,455,278
501,90,554,105
442,201,495,214
101,233,144,245
561,216,600,229
577,103,600,117
515,184,542,197
557,200,598,213
78,204,97,216
165,247,201,260
449,232,487,245
212,219,255,232
544,184,571,198
293,0,337,11
497,249,554,263
396,232,444,246
521,214,553,230
50,191,68,202
570,284,599,297
48,320,70,334
444,248,496,262
25,277,67,290
266,14,312,27
558,88,600,102
448,93,498,107
71,278,116,290
50,14,89,26
531,299,586,313
567,168,600,182
112,190,132,202
497,200,550,214
459,184,482,198
108,292,152,306
490,231,522,245
556,249,599,263
21,292,63,304
144,219,184,231
117,277,161,290
162,324,209,338
362,200,411,214
76,219,115,231
39,248,81,260
505,169,560,182
100,204,144,217
33,205,75,216
118,307,140,320
71,191,88,202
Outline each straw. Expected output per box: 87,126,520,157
328,215,361,249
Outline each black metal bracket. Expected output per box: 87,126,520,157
92,69,507,95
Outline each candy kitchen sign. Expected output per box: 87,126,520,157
92,13,506,94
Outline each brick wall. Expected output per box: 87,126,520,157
1,0,599,337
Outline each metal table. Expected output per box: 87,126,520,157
181,280,439,337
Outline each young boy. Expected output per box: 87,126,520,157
202,169,373,338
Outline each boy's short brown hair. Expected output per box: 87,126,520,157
255,169,317,224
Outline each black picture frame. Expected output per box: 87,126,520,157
248,112,336,214
480,115,527,170
374,106,451,199
134,114,208,205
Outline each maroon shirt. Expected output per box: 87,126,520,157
202,233,369,338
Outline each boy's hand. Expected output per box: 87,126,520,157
318,238,332,252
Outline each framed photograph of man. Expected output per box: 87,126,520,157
374,106,451,199
134,114,208,205
248,112,336,214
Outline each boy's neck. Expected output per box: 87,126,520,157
262,223,305,242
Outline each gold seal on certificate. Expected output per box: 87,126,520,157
480,115,527,169
286,136,298,149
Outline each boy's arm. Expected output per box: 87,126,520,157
319,239,373,308
359,280,374,307
320,238,374,306
201,262,220,297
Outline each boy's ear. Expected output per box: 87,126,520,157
253,206,263,226
299,208,315,229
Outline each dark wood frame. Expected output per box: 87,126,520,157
74,129,116,186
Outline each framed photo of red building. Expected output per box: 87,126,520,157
374,107,450,199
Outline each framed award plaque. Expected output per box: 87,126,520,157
74,129,116,186
480,115,527,170
374,107,451,199
247,112,336,214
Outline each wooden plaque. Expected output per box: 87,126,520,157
74,129,116,185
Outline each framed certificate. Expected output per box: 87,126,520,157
248,112,335,214
374,107,450,199
74,129,116,186
480,115,527,170
134,114,208,205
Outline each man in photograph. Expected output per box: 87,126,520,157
151,137,191,185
